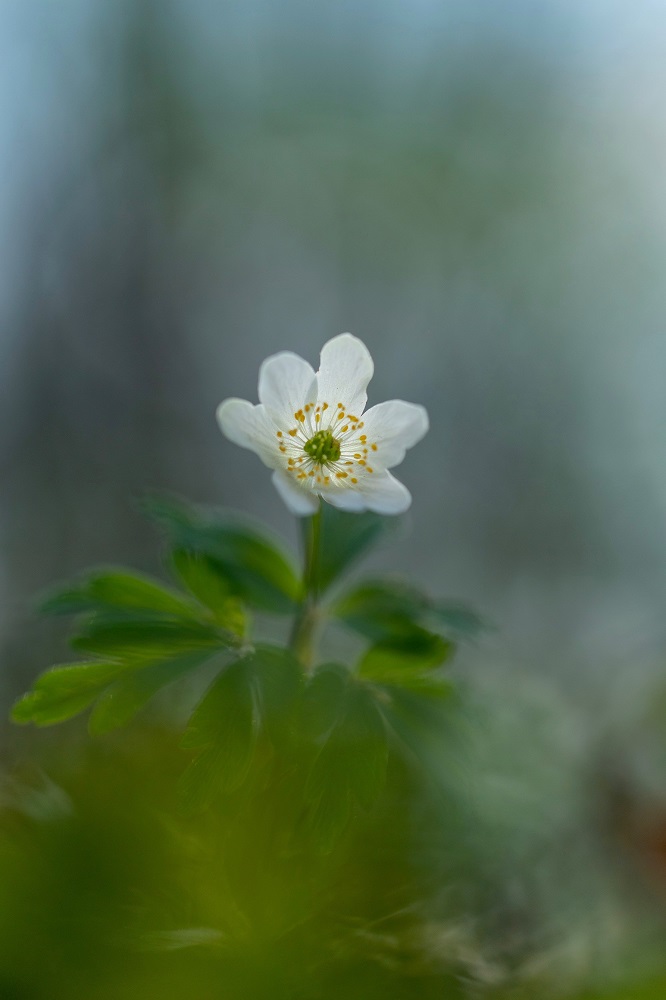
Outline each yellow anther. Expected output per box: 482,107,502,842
359,435,367,443
367,467,373,473
347,414,358,422
276,431,283,437
351,477,358,484
340,425,348,432
371,443,377,451
315,413,321,423
288,428,298,437
337,402,344,408
322,402,329,410
336,471,348,478
354,453,362,459
279,445,286,453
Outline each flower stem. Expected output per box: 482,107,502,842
290,506,322,671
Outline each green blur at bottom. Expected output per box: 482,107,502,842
0,726,460,1000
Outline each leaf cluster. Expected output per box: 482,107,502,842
12,496,484,850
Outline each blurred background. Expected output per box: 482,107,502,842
3,0,666,996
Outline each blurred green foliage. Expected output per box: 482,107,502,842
5,496,493,997
8,496,666,996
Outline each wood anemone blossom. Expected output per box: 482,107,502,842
217,333,429,516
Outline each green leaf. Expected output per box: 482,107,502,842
179,657,259,811
304,677,389,851
142,495,299,614
301,663,350,741
178,645,302,811
39,569,200,619
429,602,486,638
334,579,484,643
87,651,214,735
358,633,454,684
11,661,130,726
250,644,302,741
71,617,227,663
380,684,456,761
170,550,246,635
12,689,98,726
315,507,398,593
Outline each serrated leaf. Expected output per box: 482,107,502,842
334,579,484,644
35,660,132,693
11,661,129,726
170,550,246,635
250,645,302,740
178,646,303,811
306,778,352,855
305,681,388,850
381,683,456,760
301,663,350,741
87,651,213,735
71,617,227,663
340,687,389,810
428,602,486,638
315,507,397,593
39,569,199,619
12,689,100,726
179,657,258,811
142,495,299,613
358,633,454,683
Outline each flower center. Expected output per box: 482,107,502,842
303,429,341,466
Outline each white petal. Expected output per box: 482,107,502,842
357,471,412,515
258,351,317,428
319,486,368,512
360,400,428,469
217,399,278,468
315,333,374,416
271,470,320,516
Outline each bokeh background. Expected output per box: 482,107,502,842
3,1,666,997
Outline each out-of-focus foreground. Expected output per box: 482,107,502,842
3,1,666,996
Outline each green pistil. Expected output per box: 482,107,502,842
304,429,341,465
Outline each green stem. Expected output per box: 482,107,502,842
289,506,322,671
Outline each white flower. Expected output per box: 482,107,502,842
217,333,429,516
